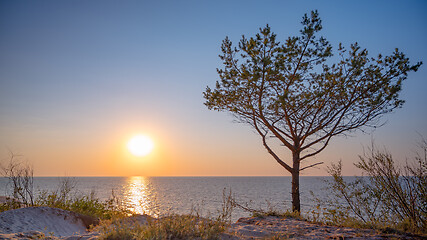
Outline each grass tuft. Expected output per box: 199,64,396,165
99,214,227,240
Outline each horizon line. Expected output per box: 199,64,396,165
1,175,355,178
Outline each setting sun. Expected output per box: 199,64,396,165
127,135,154,157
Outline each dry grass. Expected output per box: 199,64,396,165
99,214,227,240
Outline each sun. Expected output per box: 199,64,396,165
127,135,154,157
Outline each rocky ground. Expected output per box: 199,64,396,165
221,216,423,239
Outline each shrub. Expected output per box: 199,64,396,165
0,198,22,212
0,153,34,206
35,186,129,220
313,138,426,234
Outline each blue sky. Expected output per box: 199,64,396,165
0,0,426,176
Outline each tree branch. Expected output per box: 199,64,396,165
252,115,293,173
300,161,324,171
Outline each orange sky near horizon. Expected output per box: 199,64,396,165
1,118,415,177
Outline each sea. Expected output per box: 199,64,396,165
0,176,336,221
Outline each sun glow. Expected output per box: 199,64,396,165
127,135,154,157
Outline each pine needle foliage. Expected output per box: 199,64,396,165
203,10,422,213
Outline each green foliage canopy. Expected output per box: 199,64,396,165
204,11,422,170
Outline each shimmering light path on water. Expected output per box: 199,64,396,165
124,176,160,217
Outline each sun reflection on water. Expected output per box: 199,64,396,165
124,176,158,217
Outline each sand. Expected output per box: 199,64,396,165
0,207,88,238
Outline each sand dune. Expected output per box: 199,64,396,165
0,207,88,237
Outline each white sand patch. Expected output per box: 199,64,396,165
0,207,88,237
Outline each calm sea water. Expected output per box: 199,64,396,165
0,176,335,221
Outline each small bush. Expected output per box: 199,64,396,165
0,198,22,212
1,153,35,206
35,189,129,220
312,138,427,234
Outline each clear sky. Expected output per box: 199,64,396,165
1,0,426,176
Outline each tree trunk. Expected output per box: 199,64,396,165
291,152,300,212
